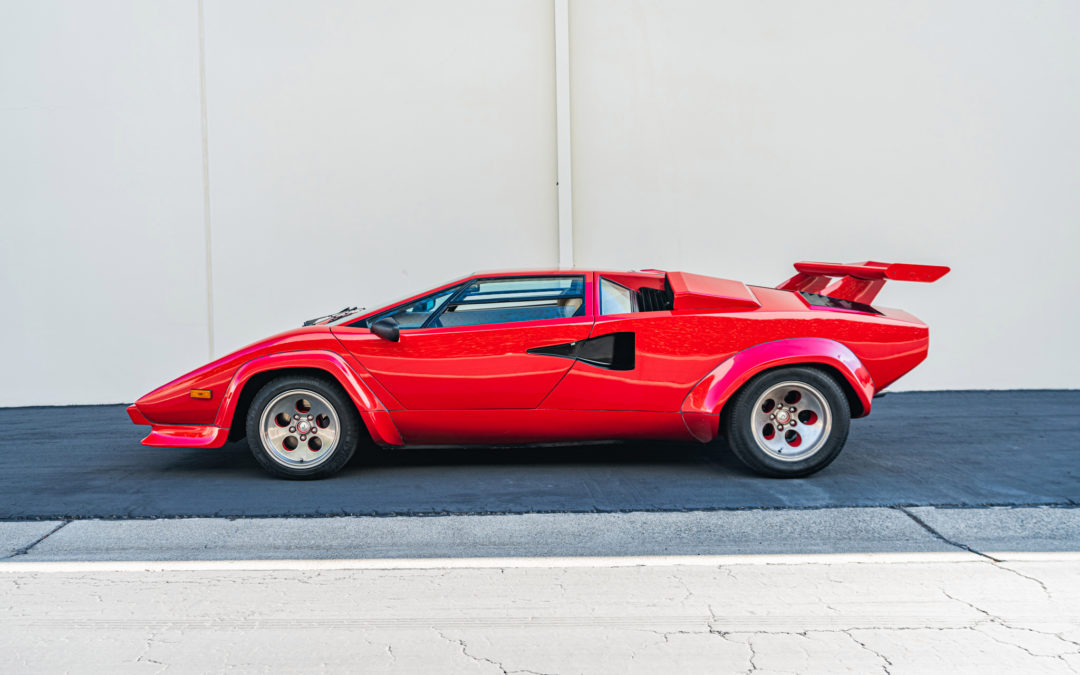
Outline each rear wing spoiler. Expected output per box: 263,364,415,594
777,261,950,305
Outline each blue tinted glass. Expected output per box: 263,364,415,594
433,276,585,328
459,276,584,302
375,285,460,329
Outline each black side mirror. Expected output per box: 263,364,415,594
370,317,400,342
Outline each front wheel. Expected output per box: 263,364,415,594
245,375,360,479
723,367,851,478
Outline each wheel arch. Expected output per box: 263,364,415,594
681,338,875,442
215,351,403,446
787,363,868,419
225,367,336,442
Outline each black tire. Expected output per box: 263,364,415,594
245,374,361,480
722,366,850,478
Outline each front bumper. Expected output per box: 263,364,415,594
127,404,151,426
128,404,229,449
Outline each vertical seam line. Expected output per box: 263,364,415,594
553,0,573,269
198,0,215,358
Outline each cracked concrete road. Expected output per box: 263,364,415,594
2,555,1078,674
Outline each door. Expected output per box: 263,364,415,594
541,275,733,412
333,274,595,410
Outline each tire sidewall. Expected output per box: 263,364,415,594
724,367,851,478
245,375,360,480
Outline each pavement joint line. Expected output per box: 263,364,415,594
2,551,1062,572
894,506,1000,562
1,502,1079,522
3,520,71,560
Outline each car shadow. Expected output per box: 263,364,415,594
186,436,754,477
353,438,735,468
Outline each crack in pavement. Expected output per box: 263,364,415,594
993,563,1054,600
435,628,553,675
942,588,1080,646
741,633,759,674
894,506,1061,602
4,520,70,559
894,506,999,560
843,630,893,674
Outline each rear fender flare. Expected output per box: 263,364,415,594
215,350,403,446
680,338,875,441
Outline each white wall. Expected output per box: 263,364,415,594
202,0,559,354
1,0,558,406
2,0,1077,405
0,1,209,406
570,0,1080,390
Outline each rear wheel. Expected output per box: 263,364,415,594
245,375,360,479
723,367,850,478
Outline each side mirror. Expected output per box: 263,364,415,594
370,317,400,342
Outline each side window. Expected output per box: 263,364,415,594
600,277,637,315
433,276,586,328
369,285,461,329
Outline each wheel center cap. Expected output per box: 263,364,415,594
775,410,791,424
297,421,311,434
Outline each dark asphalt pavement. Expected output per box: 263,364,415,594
1,391,1077,519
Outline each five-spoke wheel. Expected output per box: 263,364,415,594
723,367,851,478
751,381,832,461
245,375,360,479
259,389,340,469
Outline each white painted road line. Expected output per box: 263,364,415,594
0,550,999,572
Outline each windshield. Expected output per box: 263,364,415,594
325,277,468,327
355,284,463,328
304,281,457,327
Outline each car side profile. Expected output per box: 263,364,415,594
128,261,949,479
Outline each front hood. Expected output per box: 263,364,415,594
132,325,341,425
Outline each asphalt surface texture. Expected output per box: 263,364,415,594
2,391,1077,520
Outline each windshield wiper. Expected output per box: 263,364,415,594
303,306,361,326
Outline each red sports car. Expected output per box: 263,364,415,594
129,261,948,479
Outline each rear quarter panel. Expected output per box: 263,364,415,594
542,290,928,413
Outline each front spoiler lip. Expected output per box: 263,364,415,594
128,403,229,449
140,423,230,449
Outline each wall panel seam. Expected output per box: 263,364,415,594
197,0,215,358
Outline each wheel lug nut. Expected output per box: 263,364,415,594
289,426,295,433
769,414,775,419
789,407,796,412
300,435,306,441
310,428,317,434
308,415,314,420
294,414,300,420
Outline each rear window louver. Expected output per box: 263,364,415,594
638,281,674,312
800,291,882,315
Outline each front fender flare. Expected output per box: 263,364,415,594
680,338,875,442
214,350,403,446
